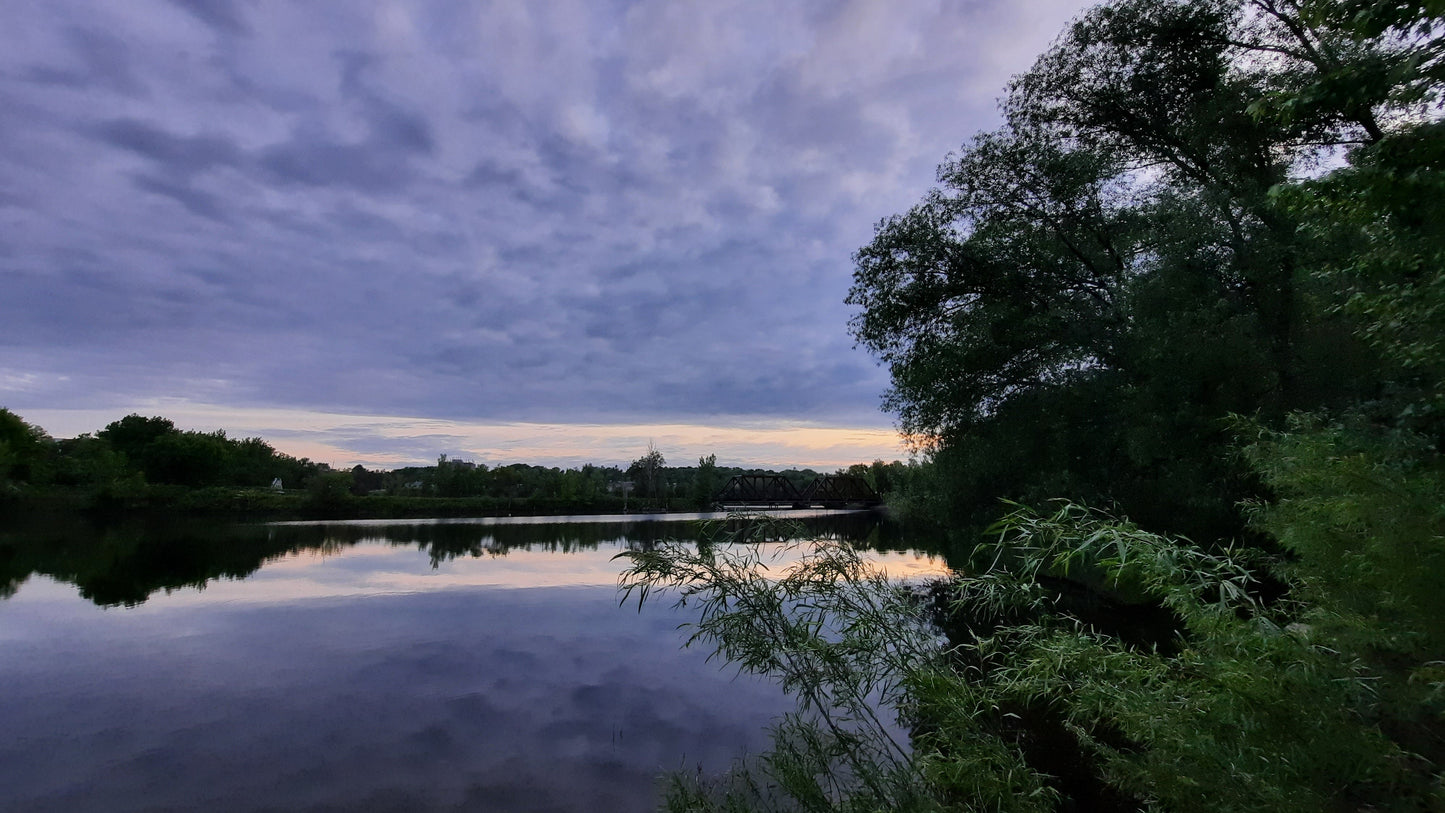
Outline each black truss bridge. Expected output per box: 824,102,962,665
713,473,881,509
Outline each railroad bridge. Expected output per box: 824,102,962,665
713,473,881,508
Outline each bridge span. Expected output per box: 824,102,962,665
713,473,881,509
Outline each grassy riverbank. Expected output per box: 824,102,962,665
1,485,657,522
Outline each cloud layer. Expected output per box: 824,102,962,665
0,0,1089,463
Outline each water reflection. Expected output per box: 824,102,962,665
0,581,800,812
0,510,947,608
0,512,950,812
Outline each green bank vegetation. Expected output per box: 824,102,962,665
0,409,909,519
621,0,1445,809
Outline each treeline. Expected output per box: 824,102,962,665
0,409,910,518
366,454,912,505
0,411,322,509
338,455,910,515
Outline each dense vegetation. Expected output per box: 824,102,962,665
0,410,321,514
623,0,1445,809
0,408,905,518
849,0,1440,541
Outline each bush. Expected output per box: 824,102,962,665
619,505,1443,811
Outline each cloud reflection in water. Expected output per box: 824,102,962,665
0,515,949,812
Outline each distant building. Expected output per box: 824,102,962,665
270,477,283,492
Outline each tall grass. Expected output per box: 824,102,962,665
618,500,1442,810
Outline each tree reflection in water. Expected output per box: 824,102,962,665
0,511,925,607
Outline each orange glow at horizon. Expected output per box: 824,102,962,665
19,402,916,470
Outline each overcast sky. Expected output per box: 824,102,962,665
1,0,1090,468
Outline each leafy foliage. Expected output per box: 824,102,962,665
618,517,943,812
957,504,1428,810
1284,122,1445,424
846,0,1429,536
1244,418,1445,750
0,407,53,488
623,506,1441,810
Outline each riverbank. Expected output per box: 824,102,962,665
0,486,696,522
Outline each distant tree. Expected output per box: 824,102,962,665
273,453,320,492
0,408,53,487
348,464,391,496
628,443,666,502
142,431,232,487
228,436,282,487
52,434,126,488
691,453,721,508
305,470,354,510
98,415,178,467
867,460,907,495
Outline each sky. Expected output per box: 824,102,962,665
0,0,1091,469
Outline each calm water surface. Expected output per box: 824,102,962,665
0,511,949,812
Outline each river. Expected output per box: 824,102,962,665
0,511,950,812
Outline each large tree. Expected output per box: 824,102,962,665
848,0,1411,533
0,408,52,487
